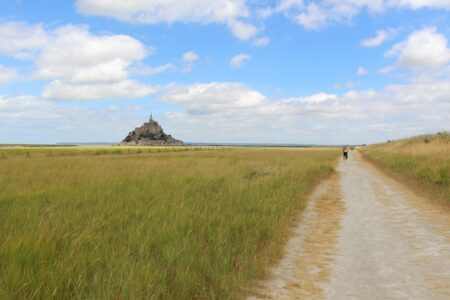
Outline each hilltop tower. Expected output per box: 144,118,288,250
120,115,184,146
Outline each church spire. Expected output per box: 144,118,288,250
150,113,153,122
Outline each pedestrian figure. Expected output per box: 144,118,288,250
343,146,348,160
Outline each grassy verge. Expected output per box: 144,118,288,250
0,147,339,299
360,133,449,205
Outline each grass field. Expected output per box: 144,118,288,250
361,133,450,205
0,147,339,299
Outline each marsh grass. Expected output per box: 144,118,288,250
0,147,338,299
0,146,217,159
361,133,450,205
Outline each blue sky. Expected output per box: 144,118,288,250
0,0,449,144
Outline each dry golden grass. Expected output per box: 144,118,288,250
0,147,339,299
361,133,450,205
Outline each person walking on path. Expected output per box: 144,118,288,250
343,147,348,160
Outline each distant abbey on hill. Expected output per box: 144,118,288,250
120,115,184,146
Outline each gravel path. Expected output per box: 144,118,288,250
325,151,450,299
249,151,450,299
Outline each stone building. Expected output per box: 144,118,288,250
120,115,185,146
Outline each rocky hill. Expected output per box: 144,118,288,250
120,116,184,146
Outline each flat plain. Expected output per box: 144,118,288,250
0,147,339,299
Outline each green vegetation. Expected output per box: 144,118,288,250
0,147,339,299
361,132,450,205
0,145,215,158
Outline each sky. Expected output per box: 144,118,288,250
0,0,449,145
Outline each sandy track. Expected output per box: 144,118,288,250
325,151,450,299
249,151,450,299
248,176,344,299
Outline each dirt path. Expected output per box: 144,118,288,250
325,151,450,299
248,176,344,299
249,151,450,299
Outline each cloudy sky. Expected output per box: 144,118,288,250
0,0,449,144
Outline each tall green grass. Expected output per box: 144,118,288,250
361,133,449,205
0,145,218,159
0,148,338,299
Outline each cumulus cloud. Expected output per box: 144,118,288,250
272,1,382,30
76,0,258,40
361,29,393,47
386,27,450,70
161,82,267,115
0,65,18,83
389,0,450,10
228,20,258,40
0,22,47,59
43,80,157,101
230,54,251,68
158,79,449,144
295,3,330,30
2,76,448,144
266,1,450,30
0,22,157,100
0,94,148,143
35,25,148,83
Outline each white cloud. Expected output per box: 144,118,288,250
228,20,258,40
181,51,200,73
35,25,147,84
0,21,165,100
295,3,330,30
388,0,450,10
252,37,271,47
131,63,176,76
182,51,199,62
0,22,161,100
386,27,450,70
257,0,304,19
0,22,47,59
34,25,154,100
357,66,368,76
76,0,258,40
2,76,448,144
361,29,392,47
0,94,148,143
159,79,449,144
230,54,251,68
267,1,450,30
0,65,18,83
278,0,305,11
283,92,338,104
275,1,381,30
161,82,267,115
43,80,157,101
